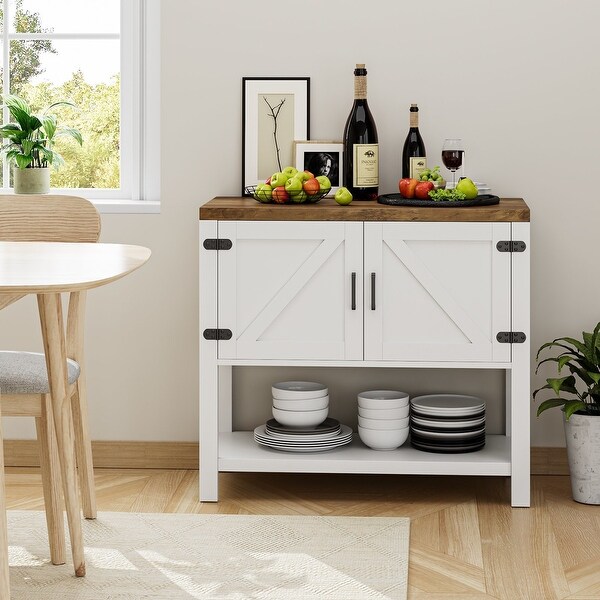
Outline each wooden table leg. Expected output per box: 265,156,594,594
37,293,85,577
0,402,11,597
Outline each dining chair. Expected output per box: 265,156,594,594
0,194,100,565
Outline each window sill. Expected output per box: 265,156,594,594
92,199,161,214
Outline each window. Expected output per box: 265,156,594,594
0,0,160,211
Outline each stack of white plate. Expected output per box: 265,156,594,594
410,394,486,453
271,381,329,427
254,418,352,453
357,390,410,450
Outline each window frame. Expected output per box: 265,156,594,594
0,0,160,213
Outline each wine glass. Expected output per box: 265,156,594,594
441,139,464,188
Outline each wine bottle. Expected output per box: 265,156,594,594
342,64,379,200
402,104,427,179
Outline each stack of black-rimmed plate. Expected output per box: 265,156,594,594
254,418,352,452
409,394,486,453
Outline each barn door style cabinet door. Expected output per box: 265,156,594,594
199,198,531,508
364,222,512,362
217,221,363,361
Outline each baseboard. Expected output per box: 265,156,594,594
3,440,199,470
531,446,569,476
3,440,569,474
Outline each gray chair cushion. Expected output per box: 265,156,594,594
0,351,80,394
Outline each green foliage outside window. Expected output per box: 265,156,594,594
1,0,120,189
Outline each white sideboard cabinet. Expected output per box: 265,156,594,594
199,197,531,506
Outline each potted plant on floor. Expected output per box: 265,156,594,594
0,95,83,194
534,321,600,504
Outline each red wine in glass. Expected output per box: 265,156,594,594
441,150,463,170
441,139,464,187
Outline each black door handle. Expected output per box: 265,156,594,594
371,272,376,310
351,272,356,310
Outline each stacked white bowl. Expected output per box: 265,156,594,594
271,381,329,427
357,390,410,450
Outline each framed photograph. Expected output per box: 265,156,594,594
242,77,310,194
293,140,343,195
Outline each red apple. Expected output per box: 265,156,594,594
399,178,418,199
415,181,435,200
303,177,320,196
272,186,290,204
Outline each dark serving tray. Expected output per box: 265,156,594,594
377,194,500,208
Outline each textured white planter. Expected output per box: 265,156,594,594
564,412,600,504
13,167,50,194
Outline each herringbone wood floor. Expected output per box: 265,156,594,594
4,469,600,599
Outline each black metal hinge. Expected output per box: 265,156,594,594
203,238,232,251
496,240,526,253
496,331,527,344
203,328,233,341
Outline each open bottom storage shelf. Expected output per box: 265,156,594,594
218,432,511,476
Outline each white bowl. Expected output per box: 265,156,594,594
358,405,409,420
358,416,409,430
272,406,329,427
357,390,409,410
358,426,409,450
272,395,329,411
272,381,328,400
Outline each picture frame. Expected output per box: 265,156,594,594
293,140,343,195
242,77,310,195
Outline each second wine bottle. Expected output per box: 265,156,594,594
342,64,379,200
402,103,427,179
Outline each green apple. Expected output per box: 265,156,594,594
315,175,331,193
334,187,353,205
270,171,288,188
296,170,313,183
285,176,303,201
254,183,272,203
282,166,298,178
455,177,478,199
290,189,308,203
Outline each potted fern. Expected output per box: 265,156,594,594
534,321,600,504
0,95,82,194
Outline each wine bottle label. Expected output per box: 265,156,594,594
409,156,427,179
353,144,379,187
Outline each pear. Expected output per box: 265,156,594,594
456,177,478,200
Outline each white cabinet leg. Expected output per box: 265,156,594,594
510,222,531,507
200,220,219,502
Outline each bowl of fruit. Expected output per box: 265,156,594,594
418,166,446,189
246,166,332,204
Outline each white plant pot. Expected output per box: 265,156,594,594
13,167,50,194
564,412,600,504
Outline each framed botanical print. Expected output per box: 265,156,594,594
242,77,310,194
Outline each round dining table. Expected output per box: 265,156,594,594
0,241,151,592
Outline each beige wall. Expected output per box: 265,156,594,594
2,0,599,447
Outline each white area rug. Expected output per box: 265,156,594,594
7,510,410,599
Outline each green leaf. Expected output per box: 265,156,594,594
14,154,32,169
587,371,600,385
40,115,56,141
44,101,76,113
536,398,567,416
536,340,584,361
547,375,577,395
564,400,587,420
535,354,575,374
21,139,34,157
56,127,83,146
